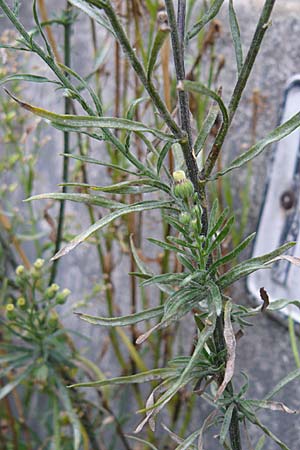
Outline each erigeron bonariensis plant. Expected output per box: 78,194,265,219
2,0,300,449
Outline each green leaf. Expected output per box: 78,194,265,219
267,299,300,312
214,112,300,178
69,368,175,388
6,91,176,142
0,363,34,401
218,242,296,289
141,272,185,287
60,177,170,195
57,381,81,450
186,0,225,41
209,232,256,274
220,404,235,445
0,73,59,87
183,80,228,131
126,436,159,450
194,102,219,156
157,142,172,175
68,0,114,35
148,237,181,254
253,417,291,450
207,280,222,316
141,315,216,413
74,305,164,327
51,200,173,260
147,24,170,80
229,0,243,75
255,436,266,450
61,153,138,176
206,216,234,255
243,400,296,414
25,192,125,209
264,368,300,401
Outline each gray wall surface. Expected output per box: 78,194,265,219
1,1,300,448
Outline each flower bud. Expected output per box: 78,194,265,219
16,265,25,276
173,170,194,200
17,297,26,308
56,288,71,305
48,312,58,329
6,303,16,319
179,212,191,226
46,283,60,300
34,258,45,270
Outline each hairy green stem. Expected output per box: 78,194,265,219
203,0,276,178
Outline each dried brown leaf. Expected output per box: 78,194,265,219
215,301,236,401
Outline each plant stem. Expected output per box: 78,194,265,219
49,1,72,284
203,0,276,178
165,0,209,232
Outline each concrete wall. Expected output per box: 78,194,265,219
1,1,300,448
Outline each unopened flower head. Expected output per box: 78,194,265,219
173,170,194,200
56,288,71,305
16,265,25,276
17,297,26,308
34,258,45,270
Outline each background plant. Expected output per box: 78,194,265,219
1,0,300,449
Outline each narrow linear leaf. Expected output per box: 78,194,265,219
218,242,296,288
183,80,228,131
157,141,172,175
0,363,34,401
25,192,125,209
264,368,300,401
186,0,225,42
207,280,222,316
6,90,177,142
51,200,172,260
194,103,219,156
126,435,159,450
75,305,163,327
209,232,256,273
69,368,175,389
0,73,59,87
229,0,243,75
198,411,219,450
61,153,138,175
57,381,81,450
220,403,235,444
255,436,266,450
215,112,300,178
244,400,297,414
215,301,236,401
68,0,115,35
147,24,170,80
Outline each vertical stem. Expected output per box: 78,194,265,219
49,2,72,284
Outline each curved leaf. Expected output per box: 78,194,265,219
214,112,300,178
229,0,243,75
25,192,125,209
51,200,173,260
186,0,225,42
6,90,176,142
69,368,175,388
183,80,228,131
75,305,164,327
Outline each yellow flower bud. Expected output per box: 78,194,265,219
16,265,25,276
173,170,194,200
33,258,45,270
17,297,26,308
